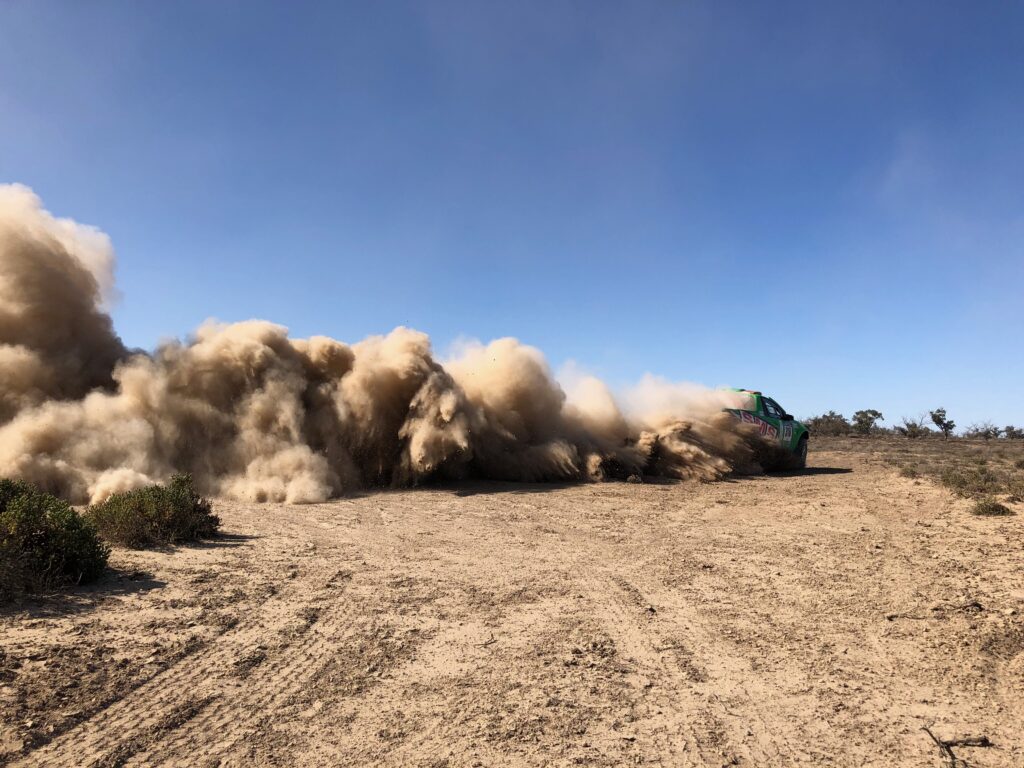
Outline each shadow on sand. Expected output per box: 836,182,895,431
0,532,258,618
773,466,853,477
443,466,853,496
0,568,166,619
179,531,258,550
448,480,578,497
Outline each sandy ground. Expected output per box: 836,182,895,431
2,448,1023,767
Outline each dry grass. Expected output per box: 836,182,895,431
814,435,1024,512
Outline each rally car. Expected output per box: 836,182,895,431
722,388,809,469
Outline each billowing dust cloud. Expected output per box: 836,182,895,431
0,184,773,504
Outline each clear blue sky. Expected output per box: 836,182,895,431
1,2,1021,426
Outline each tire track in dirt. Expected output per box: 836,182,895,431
577,572,740,767
635,535,842,764
291,596,575,766
132,595,362,765
15,553,356,768
15,501,408,767
655,587,806,766
134,503,444,766
266,498,582,767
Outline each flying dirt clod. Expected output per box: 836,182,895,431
0,184,769,504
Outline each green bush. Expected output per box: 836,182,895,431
0,479,110,598
0,541,26,602
86,474,219,548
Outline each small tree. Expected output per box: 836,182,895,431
1003,425,1024,440
805,411,850,436
896,415,930,439
929,408,956,439
851,409,884,435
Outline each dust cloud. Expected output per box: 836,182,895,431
0,184,770,504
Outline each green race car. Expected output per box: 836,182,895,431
722,388,810,469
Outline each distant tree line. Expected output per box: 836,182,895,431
803,408,1024,440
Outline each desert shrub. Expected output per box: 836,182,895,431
895,416,932,439
805,411,849,436
899,465,920,479
1014,458,1024,470
851,409,884,435
971,497,1014,516
964,422,1002,440
86,474,219,548
1007,477,1024,504
939,465,1004,498
0,479,110,598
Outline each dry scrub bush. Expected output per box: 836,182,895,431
971,497,1014,517
1007,477,1024,504
896,416,932,439
0,479,109,599
939,465,1004,498
804,412,850,436
86,474,219,548
964,422,1003,440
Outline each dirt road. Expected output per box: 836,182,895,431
3,448,1023,767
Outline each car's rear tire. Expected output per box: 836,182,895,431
793,435,808,470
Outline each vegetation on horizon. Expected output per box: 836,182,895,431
804,406,1024,442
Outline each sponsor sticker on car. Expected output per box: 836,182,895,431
736,410,779,439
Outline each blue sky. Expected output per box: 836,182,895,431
1,2,1021,426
